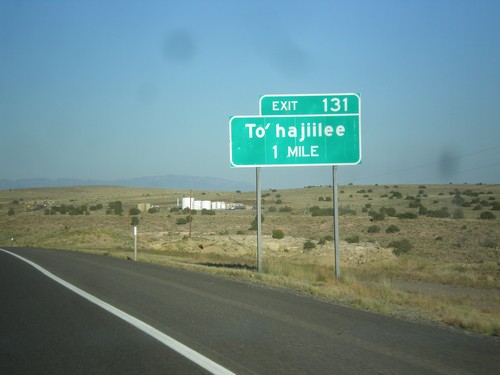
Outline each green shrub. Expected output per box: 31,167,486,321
8,208,15,216
148,206,160,214
390,191,403,199
491,201,500,210
68,205,87,215
389,239,413,255
129,207,141,216
268,206,277,212
427,207,450,218
367,225,381,233
452,194,466,206
108,201,123,215
452,208,464,219
418,206,429,215
463,189,479,197
380,207,397,217
303,240,316,250
201,209,216,215
397,212,418,219
345,235,360,243
479,211,496,220
176,216,192,225
339,206,357,216
279,206,293,213
250,214,264,230
272,229,285,239
481,238,497,248
369,211,385,221
310,206,333,217
386,224,400,233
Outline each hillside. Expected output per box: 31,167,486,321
0,175,254,191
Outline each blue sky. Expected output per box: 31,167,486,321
1,0,499,189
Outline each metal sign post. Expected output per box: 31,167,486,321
229,93,361,276
333,166,340,278
133,225,138,261
256,167,262,272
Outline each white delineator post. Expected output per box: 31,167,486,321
133,226,138,261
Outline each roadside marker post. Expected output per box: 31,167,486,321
133,226,138,261
229,93,361,278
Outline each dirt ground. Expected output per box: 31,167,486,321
141,232,396,266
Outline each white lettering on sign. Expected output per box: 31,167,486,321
271,100,298,111
322,97,348,112
287,146,319,158
275,122,344,142
245,123,271,138
242,120,348,161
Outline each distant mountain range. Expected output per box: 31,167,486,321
0,175,254,192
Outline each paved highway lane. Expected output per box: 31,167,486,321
0,248,212,374
2,247,499,374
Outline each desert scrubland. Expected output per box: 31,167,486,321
1,184,499,335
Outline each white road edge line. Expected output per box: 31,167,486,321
1,249,235,375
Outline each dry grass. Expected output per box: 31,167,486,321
1,184,499,335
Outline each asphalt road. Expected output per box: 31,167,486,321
1,247,499,374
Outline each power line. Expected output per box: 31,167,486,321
350,145,500,183
406,161,500,184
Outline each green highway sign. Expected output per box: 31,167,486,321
229,114,361,167
260,93,360,116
